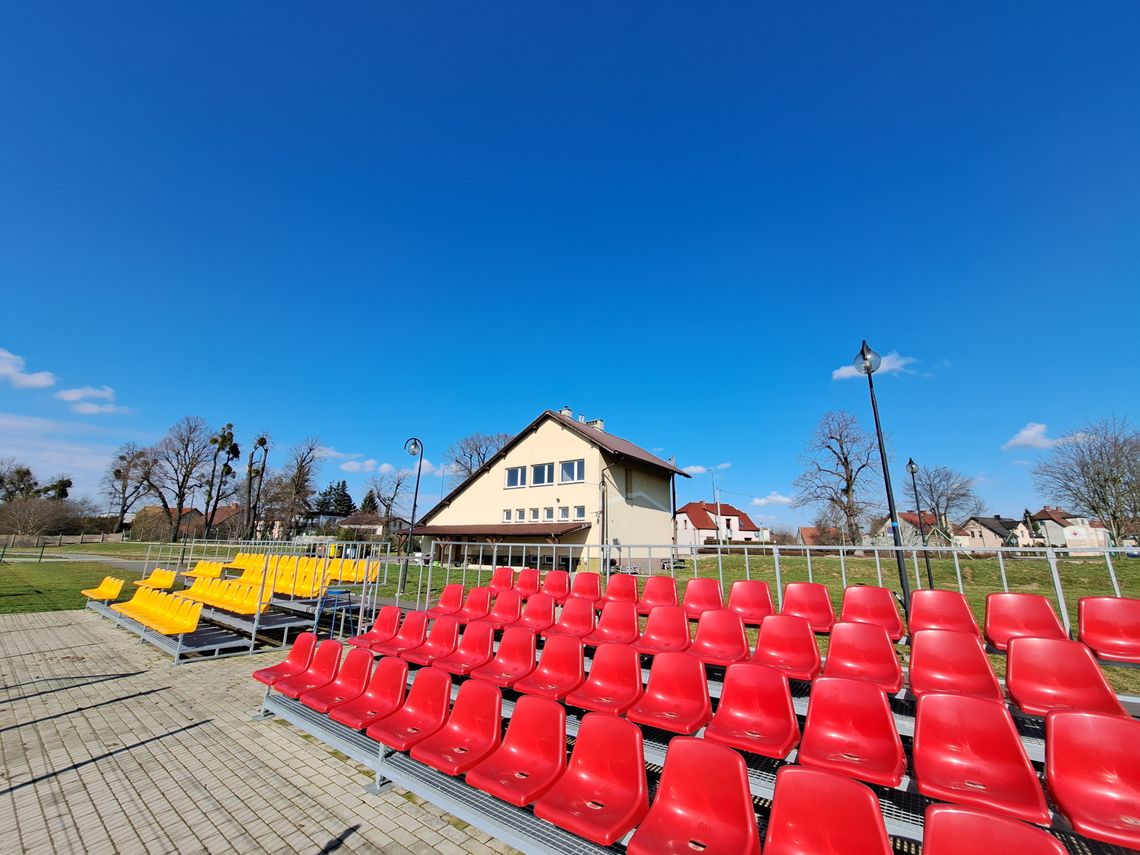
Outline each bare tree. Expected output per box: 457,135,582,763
1033,416,1140,545
201,423,241,536
793,411,879,544
242,434,270,539
914,465,985,528
102,443,149,533
140,416,212,541
443,432,512,488
278,437,321,536
367,470,411,534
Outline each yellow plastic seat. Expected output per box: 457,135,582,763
81,576,124,601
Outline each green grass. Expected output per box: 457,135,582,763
39,542,161,559
0,561,132,614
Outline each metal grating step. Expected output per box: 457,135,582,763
265,694,385,771
379,752,617,855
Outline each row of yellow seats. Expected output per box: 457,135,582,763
81,576,125,601
112,588,201,634
133,568,177,590
324,558,381,583
184,560,225,580
177,578,271,615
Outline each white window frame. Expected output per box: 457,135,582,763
531,462,554,486
516,508,524,522
574,505,586,520
505,466,527,489
559,458,585,484
558,506,570,521
503,509,512,523
530,507,540,522
543,507,554,521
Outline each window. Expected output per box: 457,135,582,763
503,509,512,523
624,469,634,498
544,507,554,521
726,519,733,531
530,508,540,521
516,508,524,522
559,506,570,521
532,463,554,486
559,459,585,483
505,466,526,488
574,505,586,520
683,519,688,529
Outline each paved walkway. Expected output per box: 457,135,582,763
0,610,513,854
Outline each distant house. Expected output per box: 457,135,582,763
870,511,954,548
1030,506,1111,549
959,515,1033,550
675,501,770,546
337,512,409,540
796,526,843,546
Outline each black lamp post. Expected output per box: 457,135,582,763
855,340,911,615
906,457,935,589
398,437,424,595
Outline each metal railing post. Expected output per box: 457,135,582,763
839,547,847,588
806,549,813,583
1045,548,1071,635
951,551,964,594
773,546,783,610
874,548,883,587
1104,550,1122,597
997,550,1009,592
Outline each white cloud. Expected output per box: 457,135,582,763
752,491,793,507
0,410,119,498
378,462,396,475
715,462,731,470
400,457,437,477
832,351,917,381
0,348,56,389
71,402,129,415
1011,459,1031,466
315,446,359,460
56,385,115,402
1002,422,1062,450
339,458,379,473
683,465,707,475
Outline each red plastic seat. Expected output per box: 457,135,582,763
273,639,343,699
364,666,452,751
821,621,903,693
908,629,1003,701
402,615,461,666
798,676,905,787
781,582,836,633
453,587,493,624
410,678,502,775
914,693,1049,824
346,606,401,649
1078,596,1140,663
626,737,760,855
514,568,541,599
637,575,678,615
582,601,640,646
432,620,495,675
922,805,1068,855
484,589,523,631
466,695,567,806
909,589,981,636
688,609,750,666
704,663,799,758
727,580,775,626
426,584,464,619
630,605,691,654
569,571,602,606
840,585,904,641
488,566,514,596
1006,636,1126,717
469,627,536,688
984,592,1067,651
300,647,373,713
253,631,316,685
328,657,409,729
541,596,596,638
514,634,584,700
1045,709,1140,850
750,614,821,680
763,766,892,855
370,610,429,656
600,573,638,606
626,651,711,734
514,593,556,633
565,643,643,714
532,713,649,846
681,577,724,620
539,570,571,604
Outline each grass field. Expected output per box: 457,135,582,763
39,542,159,559
0,561,127,614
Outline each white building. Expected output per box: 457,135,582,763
1030,506,1111,549
674,501,769,546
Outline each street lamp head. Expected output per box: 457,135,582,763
854,340,882,375
906,458,919,475
404,437,422,457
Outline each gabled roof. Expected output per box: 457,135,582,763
899,511,939,529
421,409,688,524
797,526,842,545
965,515,1024,538
1031,506,1074,526
210,504,243,525
676,501,760,531
336,512,385,528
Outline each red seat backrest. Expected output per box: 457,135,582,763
727,580,775,624
602,574,638,603
682,578,724,616
764,766,892,854
984,592,1066,651
490,567,515,591
638,576,679,613
840,586,904,640
515,568,540,596
570,572,602,602
908,629,1002,701
782,582,836,631
910,589,980,636
540,570,570,600
922,805,1068,855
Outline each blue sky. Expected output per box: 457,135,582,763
1,2,1137,529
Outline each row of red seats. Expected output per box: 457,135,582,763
256,634,1138,851
431,573,1140,665
350,603,1129,719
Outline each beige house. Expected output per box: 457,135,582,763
415,408,688,568
958,515,1033,550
